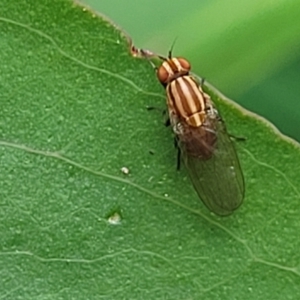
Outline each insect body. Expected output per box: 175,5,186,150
155,52,244,216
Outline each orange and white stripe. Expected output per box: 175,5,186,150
156,57,213,127
166,75,207,127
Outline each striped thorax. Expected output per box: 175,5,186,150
157,57,214,128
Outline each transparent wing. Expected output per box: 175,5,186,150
177,116,244,216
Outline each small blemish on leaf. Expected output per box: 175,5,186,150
121,166,130,175
107,212,122,225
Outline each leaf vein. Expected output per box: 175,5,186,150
0,16,163,99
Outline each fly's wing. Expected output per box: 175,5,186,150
177,117,244,216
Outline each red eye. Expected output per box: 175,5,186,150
177,57,191,71
157,65,169,84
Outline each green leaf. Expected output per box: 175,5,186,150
1,1,300,299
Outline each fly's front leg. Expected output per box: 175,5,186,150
147,106,169,126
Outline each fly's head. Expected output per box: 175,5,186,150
157,57,191,86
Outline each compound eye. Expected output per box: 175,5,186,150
157,65,169,84
177,58,191,71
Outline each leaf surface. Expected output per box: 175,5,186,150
1,1,300,299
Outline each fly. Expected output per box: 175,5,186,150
143,48,245,216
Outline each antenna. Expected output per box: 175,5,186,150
157,37,179,61
168,37,178,58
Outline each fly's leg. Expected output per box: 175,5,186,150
200,77,205,87
165,118,170,127
146,106,166,113
147,106,170,126
215,114,247,141
174,137,181,170
229,134,246,142
177,147,181,170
